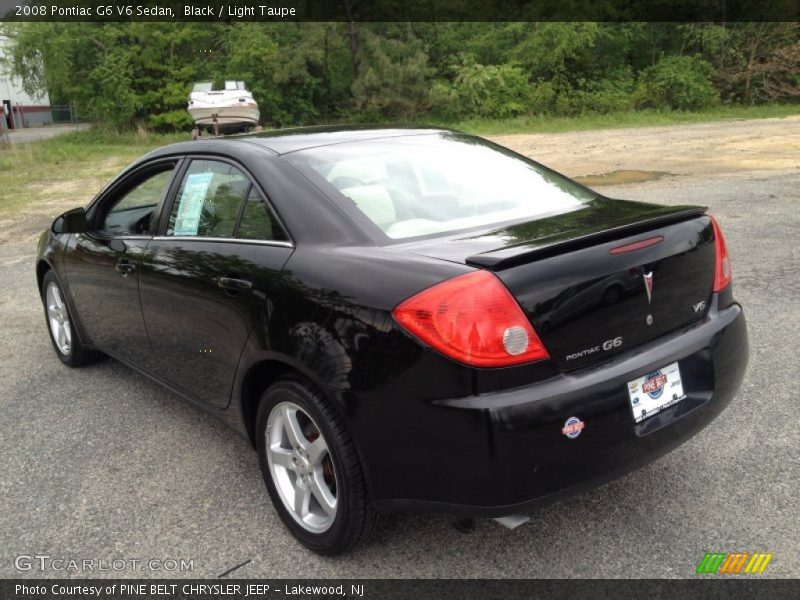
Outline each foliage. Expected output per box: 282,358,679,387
351,28,432,120
635,56,719,110
444,57,532,119
1,22,797,131
569,74,637,115
710,23,800,104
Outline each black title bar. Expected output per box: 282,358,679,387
1,0,799,22
3,579,800,600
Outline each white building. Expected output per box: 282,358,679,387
0,34,52,129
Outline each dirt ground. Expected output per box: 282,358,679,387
2,115,798,244
0,156,133,246
492,114,800,183
5,123,90,144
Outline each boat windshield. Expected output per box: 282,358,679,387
192,82,213,93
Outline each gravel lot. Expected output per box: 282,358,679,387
0,117,798,578
4,123,90,144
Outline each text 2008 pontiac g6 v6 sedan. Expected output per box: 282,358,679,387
36,126,748,554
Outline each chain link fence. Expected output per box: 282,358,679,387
50,103,81,123
1,102,82,146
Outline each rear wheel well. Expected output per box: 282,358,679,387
240,359,376,509
36,260,51,296
241,360,296,446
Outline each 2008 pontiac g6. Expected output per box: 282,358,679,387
36,126,748,553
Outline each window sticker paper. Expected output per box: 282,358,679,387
174,172,213,236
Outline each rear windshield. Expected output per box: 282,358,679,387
286,133,595,241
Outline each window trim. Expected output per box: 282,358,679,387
86,157,183,240
234,183,290,243
157,154,294,246
165,159,249,239
232,182,254,236
151,235,293,248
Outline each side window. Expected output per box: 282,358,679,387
167,160,248,238
236,187,289,242
99,166,175,236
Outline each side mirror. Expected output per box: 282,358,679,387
52,207,88,234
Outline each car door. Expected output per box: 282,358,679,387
139,157,293,408
64,159,180,370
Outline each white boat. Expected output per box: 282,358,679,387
188,81,260,133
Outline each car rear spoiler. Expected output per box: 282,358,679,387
466,206,708,270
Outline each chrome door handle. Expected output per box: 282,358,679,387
115,259,137,275
216,277,253,291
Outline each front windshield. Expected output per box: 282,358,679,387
287,133,595,241
192,82,213,92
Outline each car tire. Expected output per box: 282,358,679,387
255,376,378,554
41,270,103,367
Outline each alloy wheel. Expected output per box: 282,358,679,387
46,282,72,356
266,401,338,533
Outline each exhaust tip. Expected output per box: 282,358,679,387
493,514,531,530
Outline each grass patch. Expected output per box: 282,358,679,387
442,104,800,135
0,129,187,218
1,104,797,218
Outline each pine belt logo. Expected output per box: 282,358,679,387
642,370,668,397
696,552,773,575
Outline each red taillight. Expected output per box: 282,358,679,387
709,215,732,292
392,270,550,367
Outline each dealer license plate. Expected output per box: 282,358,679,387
627,362,686,423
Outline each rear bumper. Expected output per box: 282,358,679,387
361,295,748,517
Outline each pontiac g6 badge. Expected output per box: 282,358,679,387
562,416,585,439
643,271,655,326
643,271,654,304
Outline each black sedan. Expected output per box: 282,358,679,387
36,126,748,554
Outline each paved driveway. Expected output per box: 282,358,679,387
4,123,89,144
0,120,797,579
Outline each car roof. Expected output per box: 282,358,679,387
146,125,454,159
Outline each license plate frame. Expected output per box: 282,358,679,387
627,362,686,423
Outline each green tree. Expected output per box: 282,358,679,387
1,22,797,130
712,23,800,103
3,22,228,128
351,28,432,119
635,55,719,110
445,56,533,118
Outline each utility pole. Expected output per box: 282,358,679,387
0,106,9,146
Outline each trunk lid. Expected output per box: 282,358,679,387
396,198,716,370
